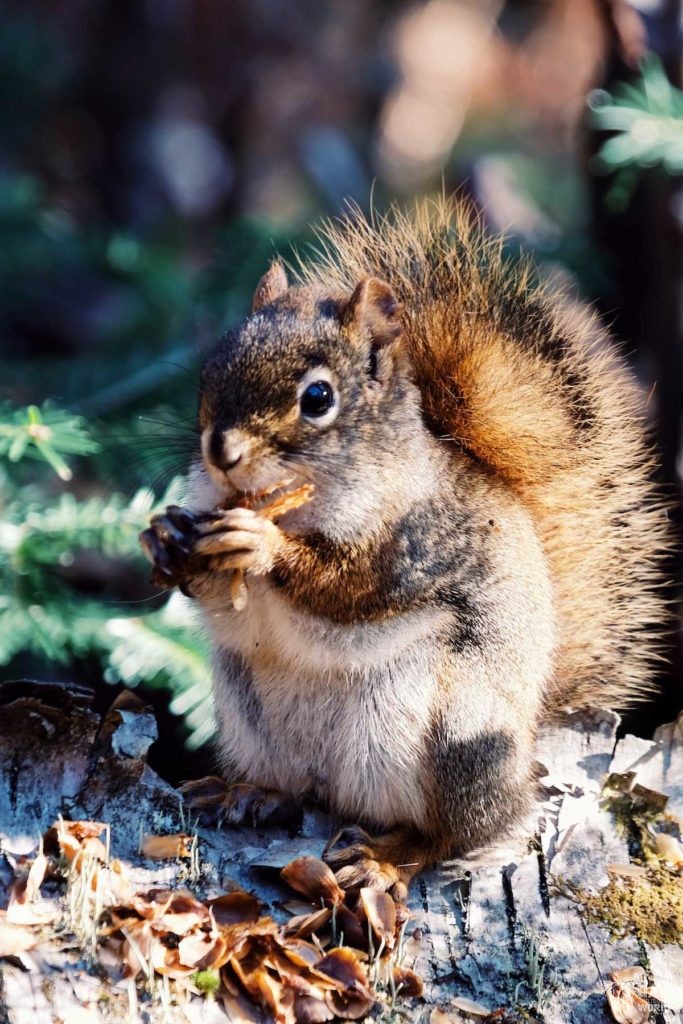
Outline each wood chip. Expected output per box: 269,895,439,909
430,1009,457,1024
25,851,48,901
254,484,315,521
654,832,683,865
606,863,647,880
230,571,249,611
451,996,493,1017
226,483,314,610
610,966,647,987
0,913,39,957
140,833,193,860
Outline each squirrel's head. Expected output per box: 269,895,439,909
198,262,421,507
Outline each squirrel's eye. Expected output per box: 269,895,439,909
300,380,335,419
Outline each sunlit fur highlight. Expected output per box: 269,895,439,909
295,197,671,714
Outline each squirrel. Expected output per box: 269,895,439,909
141,198,670,896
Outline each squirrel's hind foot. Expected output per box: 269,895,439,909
323,825,429,900
180,776,301,829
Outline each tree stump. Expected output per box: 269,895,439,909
0,680,681,1023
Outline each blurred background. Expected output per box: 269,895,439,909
1,0,681,781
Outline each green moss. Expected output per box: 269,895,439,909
191,969,220,998
553,773,683,947
555,866,683,947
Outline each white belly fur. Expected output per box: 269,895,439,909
203,579,451,829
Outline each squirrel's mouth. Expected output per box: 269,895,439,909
229,477,300,512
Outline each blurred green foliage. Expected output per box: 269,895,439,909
0,402,98,479
590,56,683,211
0,171,303,749
0,400,214,747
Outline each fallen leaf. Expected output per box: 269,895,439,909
283,907,332,939
207,891,262,926
359,887,396,949
293,995,334,1023
281,857,344,906
314,946,375,1018
392,965,424,997
334,903,366,949
606,981,650,1024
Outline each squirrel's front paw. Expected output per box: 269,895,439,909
194,507,286,576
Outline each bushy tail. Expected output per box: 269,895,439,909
297,198,671,713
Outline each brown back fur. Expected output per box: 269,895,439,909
295,198,671,714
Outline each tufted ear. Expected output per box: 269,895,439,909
251,261,288,312
341,277,403,351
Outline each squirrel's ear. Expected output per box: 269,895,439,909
251,262,288,312
341,277,403,350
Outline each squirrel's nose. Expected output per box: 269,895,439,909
207,428,246,473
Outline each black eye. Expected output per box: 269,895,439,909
300,380,335,418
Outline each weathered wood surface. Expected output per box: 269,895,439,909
0,681,681,1023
